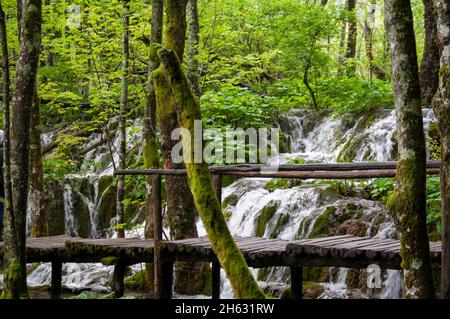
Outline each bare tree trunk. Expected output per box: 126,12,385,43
0,2,12,243
2,0,42,299
116,0,130,239
153,48,266,299
345,0,357,75
187,0,200,97
420,0,440,105
364,1,386,81
432,0,450,299
384,0,435,299
29,92,46,238
144,0,164,293
156,0,206,295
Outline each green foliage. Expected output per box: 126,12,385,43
426,176,441,233
43,158,74,182
369,178,395,201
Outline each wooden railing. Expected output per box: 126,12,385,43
113,160,443,298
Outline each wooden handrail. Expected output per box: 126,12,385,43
114,161,442,179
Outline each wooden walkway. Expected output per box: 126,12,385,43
0,235,442,299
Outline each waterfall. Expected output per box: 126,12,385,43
23,108,436,298
64,182,78,237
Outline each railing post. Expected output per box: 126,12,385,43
290,266,303,300
212,259,221,300
51,260,62,299
153,174,165,299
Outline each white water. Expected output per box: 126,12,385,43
23,108,439,298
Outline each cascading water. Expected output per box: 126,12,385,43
23,108,437,298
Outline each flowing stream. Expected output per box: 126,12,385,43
21,108,438,298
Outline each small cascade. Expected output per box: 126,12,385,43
64,182,78,237
62,175,107,238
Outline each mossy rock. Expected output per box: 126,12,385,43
269,214,290,238
124,270,148,291
303,281,325,299
309,206,336,238
303,267,329,282
44,180,66,236
222,194,239,209
97,180,117,237
257,268,270,281
265,179,302,192
254,200,280,237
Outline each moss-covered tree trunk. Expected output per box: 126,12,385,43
153,48,266,299
116,0,130,239
432,0,450,299
156,0,206,295
143,0,164,292
29,92,46,238
384,0,435,299
187,0,200,97
0,2,11,242
345,0,357,75
2,0,42,299
420,0,440,105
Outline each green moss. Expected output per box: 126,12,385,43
222,194,238,208
199,265,212,296
255,201,280,237
303,267,329,282
265,178,302,192
309,206,335,238
101,256,120,266
223,209,232,220
257,268,270,281
269,214,290,238
124,270,147,291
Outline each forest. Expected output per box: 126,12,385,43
0,0,449,302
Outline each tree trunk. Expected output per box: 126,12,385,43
153,48,266,299
345,0,357,75
384,0,435,299
2,0,42,299
432,0,450,299
144,0,164,293
29,92,46,238
157,0,206,295
364,1,386,81
116,0,130,239
420,0,440,105
187,0,200,97
0,2,11,243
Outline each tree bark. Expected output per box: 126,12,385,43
364,1,386,81
384,0,435,299
116,0,130,239
420,0,440,105
153,48,266,299
345,0,357,75
157,0,206,295
432,0,450,299
2,0,42,299
0,1,12,243
144,0,164,293
29,92,46,238
187,0,200,97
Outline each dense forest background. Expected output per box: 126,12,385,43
0,0,430,178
